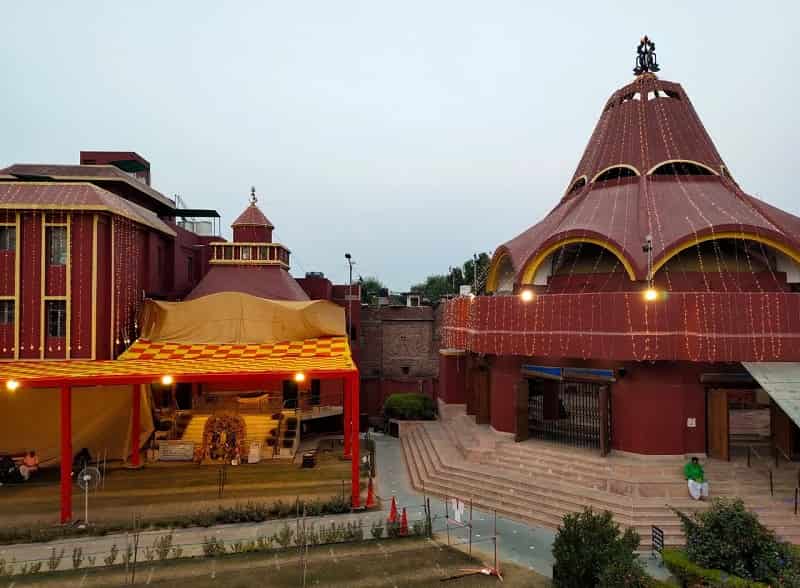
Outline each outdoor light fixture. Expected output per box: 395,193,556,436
294,372,306,383
6,379,19,392
643,287,659,302
520,289,535,302
161,375,174,386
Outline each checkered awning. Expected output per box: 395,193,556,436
0,337,355,387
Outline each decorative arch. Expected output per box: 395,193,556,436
646,159,719,176
519,237,637,285
591,164,640,183
565,175,588,197
652,231,800,275
486,250,513,293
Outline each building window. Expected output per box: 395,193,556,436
0,227,16,251
241,247,251,260
46,226,67,266
46,300,67,337
0,300,14,325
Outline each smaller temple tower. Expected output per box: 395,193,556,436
185,188,309,301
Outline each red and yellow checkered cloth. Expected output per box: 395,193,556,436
119,336,350,361
0,337,354,385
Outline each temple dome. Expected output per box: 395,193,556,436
232,202,274,229
487,57,800,294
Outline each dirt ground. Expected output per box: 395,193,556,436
0,449,358,528
5,537,551,587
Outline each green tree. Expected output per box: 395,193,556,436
552,508,641,588
359,276,385,304
410,252,492,302
673,498,795,583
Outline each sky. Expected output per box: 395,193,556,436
1,2,798,290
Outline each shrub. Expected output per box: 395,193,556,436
370,521,385,539
672,498,795,583
383,393,436,420
662,548,768,588
202,536,226,557
598,558,649,588
551,508,640,588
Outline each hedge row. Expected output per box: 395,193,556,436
662,548,769,588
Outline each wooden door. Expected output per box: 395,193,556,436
707,388,729,460
515,381,529,442
475,369,491,425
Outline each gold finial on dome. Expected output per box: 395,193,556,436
250,186,257,205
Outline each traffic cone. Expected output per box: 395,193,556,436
366,477,377,509
399,507,409,536
388,496,398,524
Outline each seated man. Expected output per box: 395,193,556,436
19,450,39,481
684,456,709,500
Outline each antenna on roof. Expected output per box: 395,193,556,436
633,36,660,76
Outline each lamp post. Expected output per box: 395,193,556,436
345,253,354,341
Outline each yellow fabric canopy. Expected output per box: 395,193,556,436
138,292,346,344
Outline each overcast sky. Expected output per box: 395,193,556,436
2,2,797,290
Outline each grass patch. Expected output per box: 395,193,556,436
2,537,550,587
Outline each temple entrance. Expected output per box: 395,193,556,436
526,378,611,453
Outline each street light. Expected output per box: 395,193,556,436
520,289,535,302
345,253,354,342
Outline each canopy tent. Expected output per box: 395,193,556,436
1,335,360,524
742,362,800,429
138,292,345,344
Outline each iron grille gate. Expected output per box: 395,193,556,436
527,379,611,449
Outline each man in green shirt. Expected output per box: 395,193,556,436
685,457,709,500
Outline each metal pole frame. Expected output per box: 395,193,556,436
60,384,72,524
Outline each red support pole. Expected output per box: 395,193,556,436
351,372,361,508
131,384,141,467
60,384,72,524
343,375,351,459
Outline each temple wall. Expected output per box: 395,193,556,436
470,353,710,455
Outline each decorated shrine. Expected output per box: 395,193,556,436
439,38,800,459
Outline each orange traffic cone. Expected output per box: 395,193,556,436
366,477,377,509
388,496,398,524
399,507,409,536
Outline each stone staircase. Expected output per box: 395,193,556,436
179,414,210,444
400,412,800,549
179,414,279,448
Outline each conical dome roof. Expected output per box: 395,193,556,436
231,186,274,228
487,46,800,293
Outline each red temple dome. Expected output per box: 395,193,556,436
487,69,800,293
232,187,274,229
186,186,308,301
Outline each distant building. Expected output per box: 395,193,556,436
0,151,218,360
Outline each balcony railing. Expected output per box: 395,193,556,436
209,242,290,269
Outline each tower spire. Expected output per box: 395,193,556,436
250,185,257,205
633,35,660,76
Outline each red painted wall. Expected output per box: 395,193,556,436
233,226,271,243
488,355,522,434
439,354,466,404
19,213,42,359
69,215,94,359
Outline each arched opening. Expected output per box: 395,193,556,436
565,176,587,196
520,238,636,289
486,252,515,293
653,235,800,291
648,160,717,176
592,165,640,184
